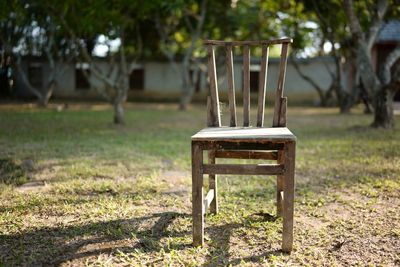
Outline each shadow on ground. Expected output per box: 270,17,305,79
0,212,184,265
0,211,285,266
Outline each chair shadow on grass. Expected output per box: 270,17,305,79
0,212,190,266
0,210,285,266
203,212,284,266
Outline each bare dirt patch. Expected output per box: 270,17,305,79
15,180,48,193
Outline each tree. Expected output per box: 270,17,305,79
0,2,74,107
282,0,359,110
343,0,400,128
279,1,336,107
307,0,349,110
52,0,150,124
154,0,209,110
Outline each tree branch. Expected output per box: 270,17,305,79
343,0,363,42
183,0,207,63
154,13,179,73
184,12,195,34
290,55,326,102
15,54,43,99
57,13,118,90
367,0,388,51
387,62,400,93
381,44,400,84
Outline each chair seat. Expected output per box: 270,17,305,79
191,127,296,142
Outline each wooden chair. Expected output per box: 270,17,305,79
191,38,296,252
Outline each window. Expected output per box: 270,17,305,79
75,63,90,90
250,71,259,92
129,69,144,90
28,63,43,89
242,70,259,92
394,91,400,102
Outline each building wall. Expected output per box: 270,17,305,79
14,57,336,98
144,62,182,92
50,63,75,95
144,57,335,94
14,60,144,98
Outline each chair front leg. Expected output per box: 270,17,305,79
282,141,295,252
192,142,204,246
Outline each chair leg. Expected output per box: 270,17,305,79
276,150,284,217
208,150,218,214
192,142,204,246
282,141,295,252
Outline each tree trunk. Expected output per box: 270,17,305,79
178,0,207,110
338,86,354,114
113,34,129,124
37,81,56,107
343,0,397,128
113,100,125,124
179,67,194,110
372,86,395,128
329,50,354,113
37,97,48,107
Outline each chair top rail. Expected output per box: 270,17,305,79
204,38,292,46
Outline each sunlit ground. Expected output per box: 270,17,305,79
0,103,399,266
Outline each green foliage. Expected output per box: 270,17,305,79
2,0,400,60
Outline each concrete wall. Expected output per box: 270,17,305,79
14,60,86,98
14,57,335,98
144,57,335,94
14,60,143,98
144,62,183,92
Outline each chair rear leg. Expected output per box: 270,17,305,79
192,142,204,246
282,142,295,252
277,150,284,217
208,150,218,214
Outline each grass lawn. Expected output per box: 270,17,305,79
0,103,399,266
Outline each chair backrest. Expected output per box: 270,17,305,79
204,38,292,128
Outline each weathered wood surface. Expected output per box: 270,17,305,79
226,45,237,127
207,45,221,127
208,150,218,214
207,96,213,127
194,140,284,151
282,141,295,252
215,150,278,160
257,45,269,127
243,45,250,127
203,189,215,214
192,142,204,246
273,43,289,127
203,164,284,175
278,97,287,127
204,38,293,46
192,127,296,141
193,38,295,252
276,150,284,217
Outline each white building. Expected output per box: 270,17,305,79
13,56,336,101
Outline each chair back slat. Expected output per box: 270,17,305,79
256,45,269,127
204,38,292,128
207,45,221,127
242,45,250,127
273,43,289,127
279,97,287,126
225,45,237,127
